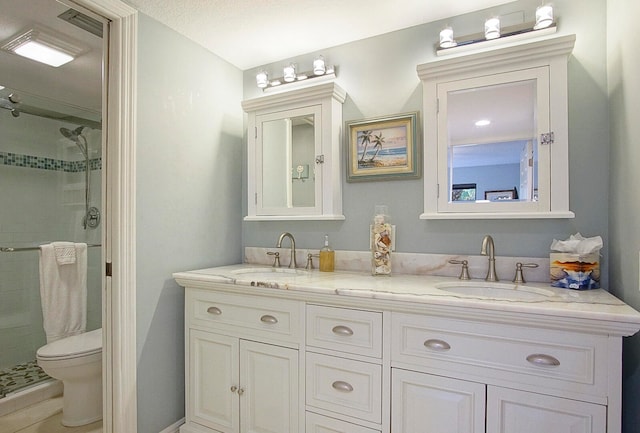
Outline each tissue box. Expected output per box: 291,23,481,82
550,253,600,290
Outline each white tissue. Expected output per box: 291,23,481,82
550,233,603,255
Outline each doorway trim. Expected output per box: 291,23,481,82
71,0,137,432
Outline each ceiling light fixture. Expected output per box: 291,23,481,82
475,119,491,127
2,28,84,67
255,55,337,91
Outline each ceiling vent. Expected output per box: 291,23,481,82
58,9,103,38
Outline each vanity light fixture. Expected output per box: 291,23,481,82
484,17,501,40
283,63,296,82
437,5,557,54
534,4,554,30
255,56,337,91
439,27,457,48
1,28,83,67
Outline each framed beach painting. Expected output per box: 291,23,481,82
346,112,420,182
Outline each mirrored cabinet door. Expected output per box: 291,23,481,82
256,106,322,215
243,82,346,220
437,67,550,214
418,34,575,219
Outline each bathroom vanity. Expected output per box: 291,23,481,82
174,264,640,433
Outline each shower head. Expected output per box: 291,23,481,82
60,126,89,158
59,126,86,142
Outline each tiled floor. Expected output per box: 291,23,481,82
0,396,102,433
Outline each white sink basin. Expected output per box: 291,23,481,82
230,267,308,280
435,281,555,301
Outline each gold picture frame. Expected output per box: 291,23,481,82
346,112,420,182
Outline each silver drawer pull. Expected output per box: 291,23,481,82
332,325,354,336
526,353,560,367
260,314,278,324
332,380,354,393
423,339,451,351
207,306,222,315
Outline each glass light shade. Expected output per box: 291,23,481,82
14,41,74,67
256,70,268,88
534,5,554,30
439,27,456,48
484,17,501,40
283,63,296,82
313,56,326,75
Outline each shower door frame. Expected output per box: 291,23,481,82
70,1,138,432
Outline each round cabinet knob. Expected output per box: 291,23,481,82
207,306,222,315
526,353,560,367
331,325,354,336
237,388,245,396
332,381,354,393
423,339,451,351
260,314,278,324
230,385,238,393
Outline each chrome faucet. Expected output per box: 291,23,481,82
277,232,297,268
481,235,498,281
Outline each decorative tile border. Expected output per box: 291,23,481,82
0,151,101,172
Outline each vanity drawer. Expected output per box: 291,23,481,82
306,305,383,358
306,411,381,433
306,352,382,423
391,312,608,399
187,289,302,343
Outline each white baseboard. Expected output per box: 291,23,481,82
158,417,185,433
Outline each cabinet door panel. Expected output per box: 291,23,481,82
240,340,299,433
487,386,606,433
391,368,485,433
189,330,239,433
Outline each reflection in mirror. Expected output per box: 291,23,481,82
447,79,537,204
261,114,315,209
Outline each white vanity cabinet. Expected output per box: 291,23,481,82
175,267,640,433
181,289,303,433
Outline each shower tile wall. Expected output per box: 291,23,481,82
0,110,102,370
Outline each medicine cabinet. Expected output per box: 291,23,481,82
418,34,576,219
242,82,346,220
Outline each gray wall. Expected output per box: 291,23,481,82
607,0,640,430
242,0,608,271
135,14,243,433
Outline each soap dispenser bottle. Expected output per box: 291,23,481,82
319,234,335,272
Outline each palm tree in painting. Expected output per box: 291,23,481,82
358,130,372,162
369,133,385,162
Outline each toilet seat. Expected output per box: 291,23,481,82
37,328,102,361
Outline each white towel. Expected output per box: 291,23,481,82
39,242,87,343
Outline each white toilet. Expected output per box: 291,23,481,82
36,328,102,426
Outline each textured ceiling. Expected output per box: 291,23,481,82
125,0,515,70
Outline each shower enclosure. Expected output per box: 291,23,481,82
0,88,102,402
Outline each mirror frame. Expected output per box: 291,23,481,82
242,82,347,220
418,34,576,219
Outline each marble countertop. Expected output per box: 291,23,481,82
174,263,640,334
